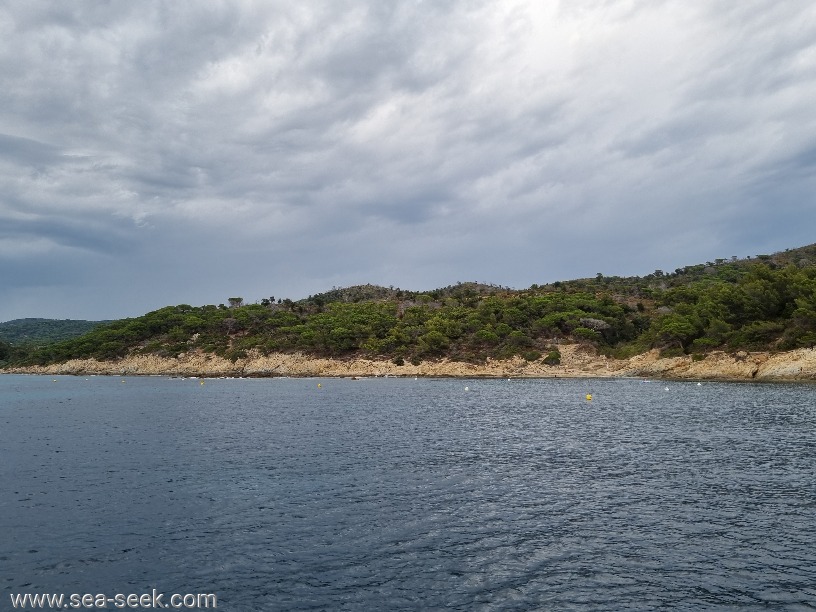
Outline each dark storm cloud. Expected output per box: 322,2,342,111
1,0,815,320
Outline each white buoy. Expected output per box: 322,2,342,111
465,386,469,391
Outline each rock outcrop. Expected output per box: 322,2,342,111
6,345,816,380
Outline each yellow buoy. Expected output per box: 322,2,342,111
586,394,592,401
317,383,322,388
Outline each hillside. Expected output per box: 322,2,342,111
2,244,816,371
0,318,109,346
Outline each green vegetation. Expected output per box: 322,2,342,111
3,245,816,369
0,318,110,346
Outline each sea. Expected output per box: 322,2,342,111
1,374,814,611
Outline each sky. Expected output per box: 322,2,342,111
2,1,815,322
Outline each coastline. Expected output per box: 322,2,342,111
5,344,816,381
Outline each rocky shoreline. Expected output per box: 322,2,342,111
5,345,816,381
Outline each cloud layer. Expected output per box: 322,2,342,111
2,1,815,320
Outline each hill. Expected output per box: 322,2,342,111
3,244,816,370
0,318,111,364
0,318,110,346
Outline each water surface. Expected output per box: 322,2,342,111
1,375,814,610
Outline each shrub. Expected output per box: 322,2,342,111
226,349,247,362
572,327,601,344
474,329,500,345
543,350,561,365
419,330,449,355
508,331,533,347
690,337,719,353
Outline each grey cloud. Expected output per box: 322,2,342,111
1,0,815,320
0,133,62,168
686,3,816,98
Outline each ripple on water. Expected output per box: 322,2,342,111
1,375,815,610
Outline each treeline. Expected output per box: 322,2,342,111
4,245,816,368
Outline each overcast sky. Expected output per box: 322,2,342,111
2,1,815,321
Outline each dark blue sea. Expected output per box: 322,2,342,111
1,374,814,611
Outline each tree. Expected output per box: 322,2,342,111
419,330,449,355
655,314,699,350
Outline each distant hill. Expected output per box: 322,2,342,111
300,282,510,307
0,318,111,346
4,243,816,368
